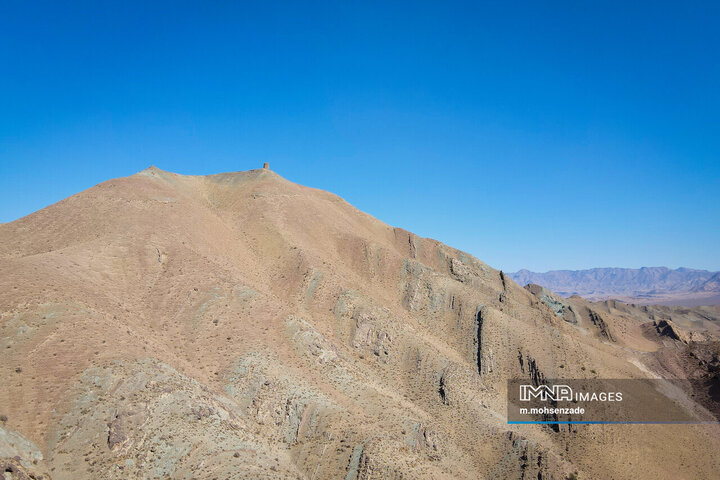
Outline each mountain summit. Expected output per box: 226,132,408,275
1,167,719,479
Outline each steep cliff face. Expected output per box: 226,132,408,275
1,167,719,479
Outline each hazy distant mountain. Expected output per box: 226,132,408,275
509,267,720,305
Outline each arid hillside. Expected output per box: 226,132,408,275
1,167,719,479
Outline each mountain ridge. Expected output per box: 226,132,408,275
2,167,720,479
510,266,720,306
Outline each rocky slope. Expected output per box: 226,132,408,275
510,267,720,306
1,167,719,479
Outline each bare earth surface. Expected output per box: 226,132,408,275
1,167,719,479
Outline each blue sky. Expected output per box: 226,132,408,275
1,1,719,272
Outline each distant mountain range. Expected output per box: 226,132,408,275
509,267,720,306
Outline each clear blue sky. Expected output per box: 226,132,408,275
1,1,719,272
